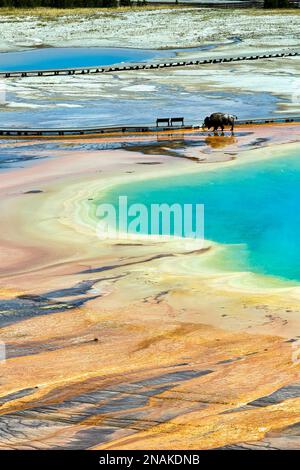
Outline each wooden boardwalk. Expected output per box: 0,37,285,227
147,0,264,7
0,49,299,79
0,116,299,138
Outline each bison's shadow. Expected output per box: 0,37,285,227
205,132,237,149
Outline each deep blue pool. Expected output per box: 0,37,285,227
101,146,300,284
0,47,169,72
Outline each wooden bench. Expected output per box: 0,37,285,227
156,118,170,127
170,117,184,127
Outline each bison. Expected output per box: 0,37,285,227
202,113,238,132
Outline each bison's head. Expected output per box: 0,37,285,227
202,116,211,130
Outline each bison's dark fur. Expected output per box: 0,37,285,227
203,113,238,132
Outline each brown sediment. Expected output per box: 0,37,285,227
0,124,299,450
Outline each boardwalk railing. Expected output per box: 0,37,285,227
0,116,299,138
0,50,299,79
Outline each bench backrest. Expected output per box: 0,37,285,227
170,117,184,125
156,118,170,125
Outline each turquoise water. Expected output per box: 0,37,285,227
0,47,165,72
101,147,300,283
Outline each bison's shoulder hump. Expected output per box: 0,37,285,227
210,112,225,118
